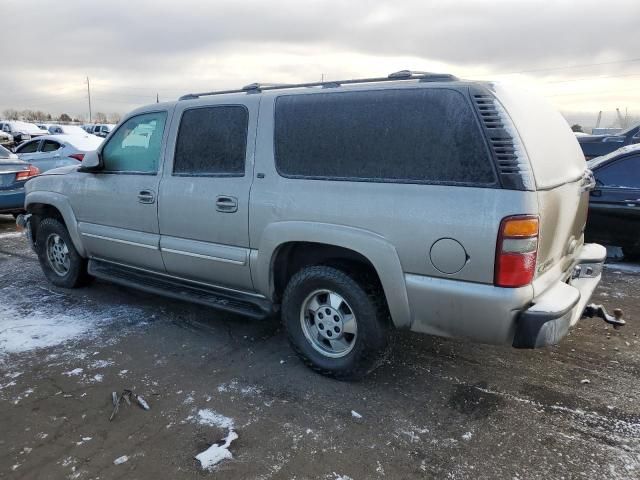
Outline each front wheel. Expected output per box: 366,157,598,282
35,218,90,288
282,266,390,380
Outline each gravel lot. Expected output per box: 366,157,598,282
0,214,639,479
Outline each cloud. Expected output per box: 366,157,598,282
1,0,639,120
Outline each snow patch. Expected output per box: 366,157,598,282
0,232,22,239
196,409,235,430
63,368,84,377
604,263,640,274
462,431,473,441
113,455,128,465
195,430,238,470
351,410,362,419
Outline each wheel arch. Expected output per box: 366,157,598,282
252,221,411,329
25,192,86,257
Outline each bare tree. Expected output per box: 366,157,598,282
107,112,121,124
2,109,20,120
93,112,107,123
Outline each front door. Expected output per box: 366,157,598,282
157,99,258,291
68,110,172,272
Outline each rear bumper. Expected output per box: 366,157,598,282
0,188,26,213
512,243,606,348
406,243,606,348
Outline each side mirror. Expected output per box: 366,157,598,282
78,150,102,172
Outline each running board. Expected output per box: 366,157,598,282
88,259,274,319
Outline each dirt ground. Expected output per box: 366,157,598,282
0,214,639,480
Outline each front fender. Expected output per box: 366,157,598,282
252,221,411,329
25,191,86,257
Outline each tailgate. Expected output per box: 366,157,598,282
533,173,591,295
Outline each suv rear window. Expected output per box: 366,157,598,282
274,89,496,184
174,106,248,176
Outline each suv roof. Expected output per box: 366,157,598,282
178,70,460,101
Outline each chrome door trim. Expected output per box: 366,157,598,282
161,247,246,265
81,232,158,250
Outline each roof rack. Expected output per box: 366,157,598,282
178,70,458,100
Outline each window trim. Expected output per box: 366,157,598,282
99,110,168,175
272,87,498,188
171,104,250,178
16,139,42,154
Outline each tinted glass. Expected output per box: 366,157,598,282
42,140,61,152
174,106,248,175
102,112,167,173
17,141,39,154
596,155,640,188
275,89,495,184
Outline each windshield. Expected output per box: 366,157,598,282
619,122,640,136
588,143,640,169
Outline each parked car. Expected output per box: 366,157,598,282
0,130,13,147
585,144,640,260
46,124,91,136
0,121,48,146
578,123,640,160
14,134,103,173
84,124,114,138
0,145,39,216
19,71,609,379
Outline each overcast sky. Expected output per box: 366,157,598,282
2,0,639,127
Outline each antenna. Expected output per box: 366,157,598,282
86,76,92,123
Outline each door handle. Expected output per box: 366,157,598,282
138,190,155,204
215,195,238,213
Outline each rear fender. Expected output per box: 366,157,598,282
252,221,411,329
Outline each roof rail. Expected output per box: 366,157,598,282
178,70,458,100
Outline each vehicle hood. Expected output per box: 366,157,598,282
41,164,80,176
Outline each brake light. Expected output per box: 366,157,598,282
495,215,539,288
69,153,85,161
15,165,40,181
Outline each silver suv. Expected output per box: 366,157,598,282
20,71,607,379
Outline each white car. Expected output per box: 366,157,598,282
0,121,48,145
14,134,103,173
46,124,90,136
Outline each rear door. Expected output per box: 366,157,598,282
15,139,41,163
157,98,258,291
587,154,640,247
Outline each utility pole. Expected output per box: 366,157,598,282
156,93,159,103
86,77,92,123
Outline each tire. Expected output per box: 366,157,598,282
282,265,390,380
35,217,90,288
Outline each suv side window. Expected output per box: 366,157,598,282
274,89,496,185
173,106,248,176
597,155,640,188
42,140,61,152
16,140,40,154
102,112,167,173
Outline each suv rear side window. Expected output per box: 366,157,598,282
102,112,167,173
173,106,248,176
274,89,495,184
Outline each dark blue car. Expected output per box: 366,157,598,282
0,145,39,217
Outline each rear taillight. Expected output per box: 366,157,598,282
495,215,539,288
69,153,85,161
15,165,40,181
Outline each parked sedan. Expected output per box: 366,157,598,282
14,134,103,173
46,124,90,136
585,144,640,259
578,123,640,160
0,121,48,146
0,145,39,216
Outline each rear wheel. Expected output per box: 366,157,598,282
282,266,390,380
35,218,90,288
